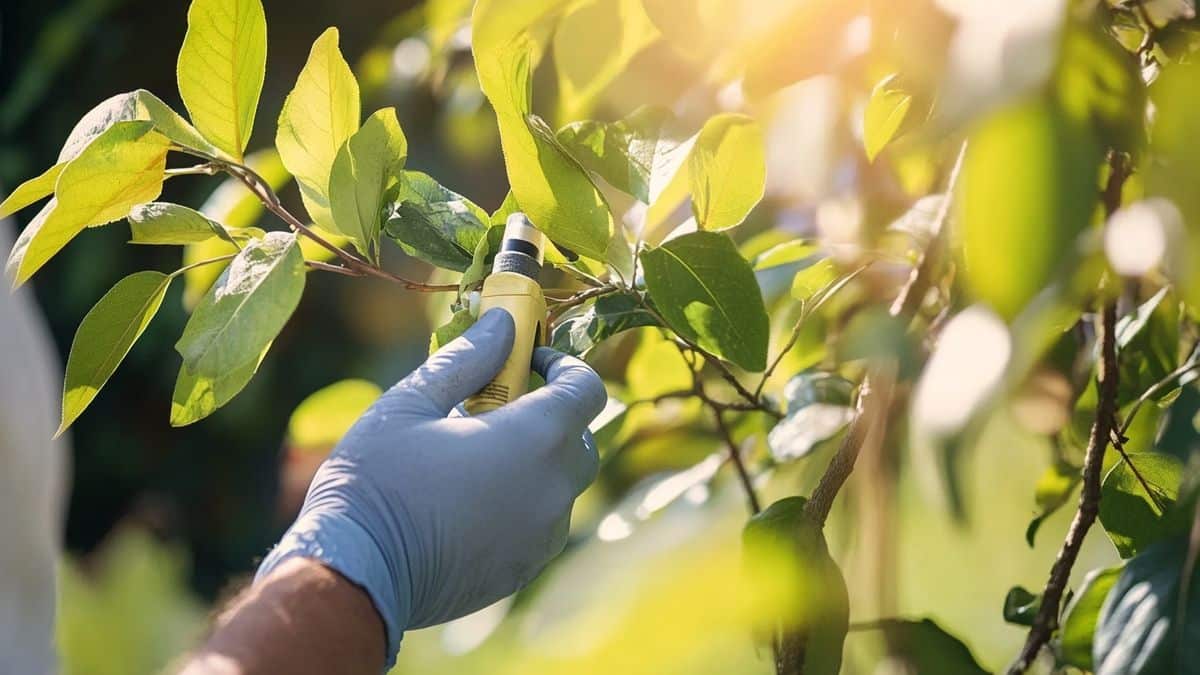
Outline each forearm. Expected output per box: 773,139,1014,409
179,557,386,675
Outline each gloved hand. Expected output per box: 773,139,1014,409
255,309,606,668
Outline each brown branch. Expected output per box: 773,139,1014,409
198,154,457,293
1008,301,1119,674
801,141,966,529
712,406,761,514
546,284,621,321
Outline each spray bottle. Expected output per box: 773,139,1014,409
464,212,548,414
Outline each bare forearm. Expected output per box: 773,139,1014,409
179,557,386,675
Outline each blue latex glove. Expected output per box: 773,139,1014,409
255,309,606,668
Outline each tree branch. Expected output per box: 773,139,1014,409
712,406,761,514
182,150,458,293
1007,301,1119,674
801,141,966,529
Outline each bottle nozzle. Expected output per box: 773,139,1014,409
500,212,545,265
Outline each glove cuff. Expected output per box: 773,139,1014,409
256,509,411,669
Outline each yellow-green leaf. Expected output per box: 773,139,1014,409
177,0,267,160
959,98,1101,319
6,121,171,287
184,149,290,308
472,0,614,260
329,108,407,255
176,232,305,377
864,74,913,162
288,379,382,450
58,271,172,435
276,27,361,234
553,0,659,122
689,113,765,231
0,163,64,219
170,344,269,427
128,202,263,246
59,89,217,161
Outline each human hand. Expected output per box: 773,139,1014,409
254,309,606,667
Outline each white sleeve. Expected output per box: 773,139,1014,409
0,217,70,675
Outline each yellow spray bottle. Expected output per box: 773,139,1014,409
464,212,548,413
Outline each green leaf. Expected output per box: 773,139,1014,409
276,27,361,234
471,0,614,260
287,379,382,450
57,271,173,435
625,328,692,399
329,108,408,255
175,232,306,377
0,163,64,219
1058,565,1122,670
57,89,217,162
550,293,658,356
768,372,855,462
864,74,914,162
1116,288,1180,407
383,171,490,272
552,0,659,122
460,224,504,293
1002,586,1041,627
430,309,475,354
960,97,1102,319
170,344,268,427
753,239,818,271
688,113,765,231
1094,537,1200,675
128,202,263,245
1147,62,1200,310
6,121,171,287
641,231,769,371
855,619,990,675
557,106,696,205
743,497,848,675
1099,452,1185,558
791,259,839,301
184,149,290,308
1025,461,1081,547
177,0,267,160
1056,22,1145,154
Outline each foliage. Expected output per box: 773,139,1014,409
7,0,1200,673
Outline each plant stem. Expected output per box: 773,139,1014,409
169,253,238,278
1008,301,1119,674
802,141,966,529
1118,357,1200,438
181,149,458,293
712,406,761,514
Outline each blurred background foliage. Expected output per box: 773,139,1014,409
4,0,1200,673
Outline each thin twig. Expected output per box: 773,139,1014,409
305,260,363,277
546,284,621,321
712,406,761,514
168,253,237,278
801,141,967,529
1110,426,1167,514
1008,302,1119,674
1119,358,1200,438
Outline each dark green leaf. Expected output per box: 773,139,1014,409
1100,452,1185,558
383,171,490,272
58,271,173,435
641,231,769,371
857,618,990,675
1057,565,1121,670
1094,537,1200,675
743,497,848,675
329,108,408,255
550,293,658,357
175,232,305,377
1002,586,1041,626
1116,288,1180,407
